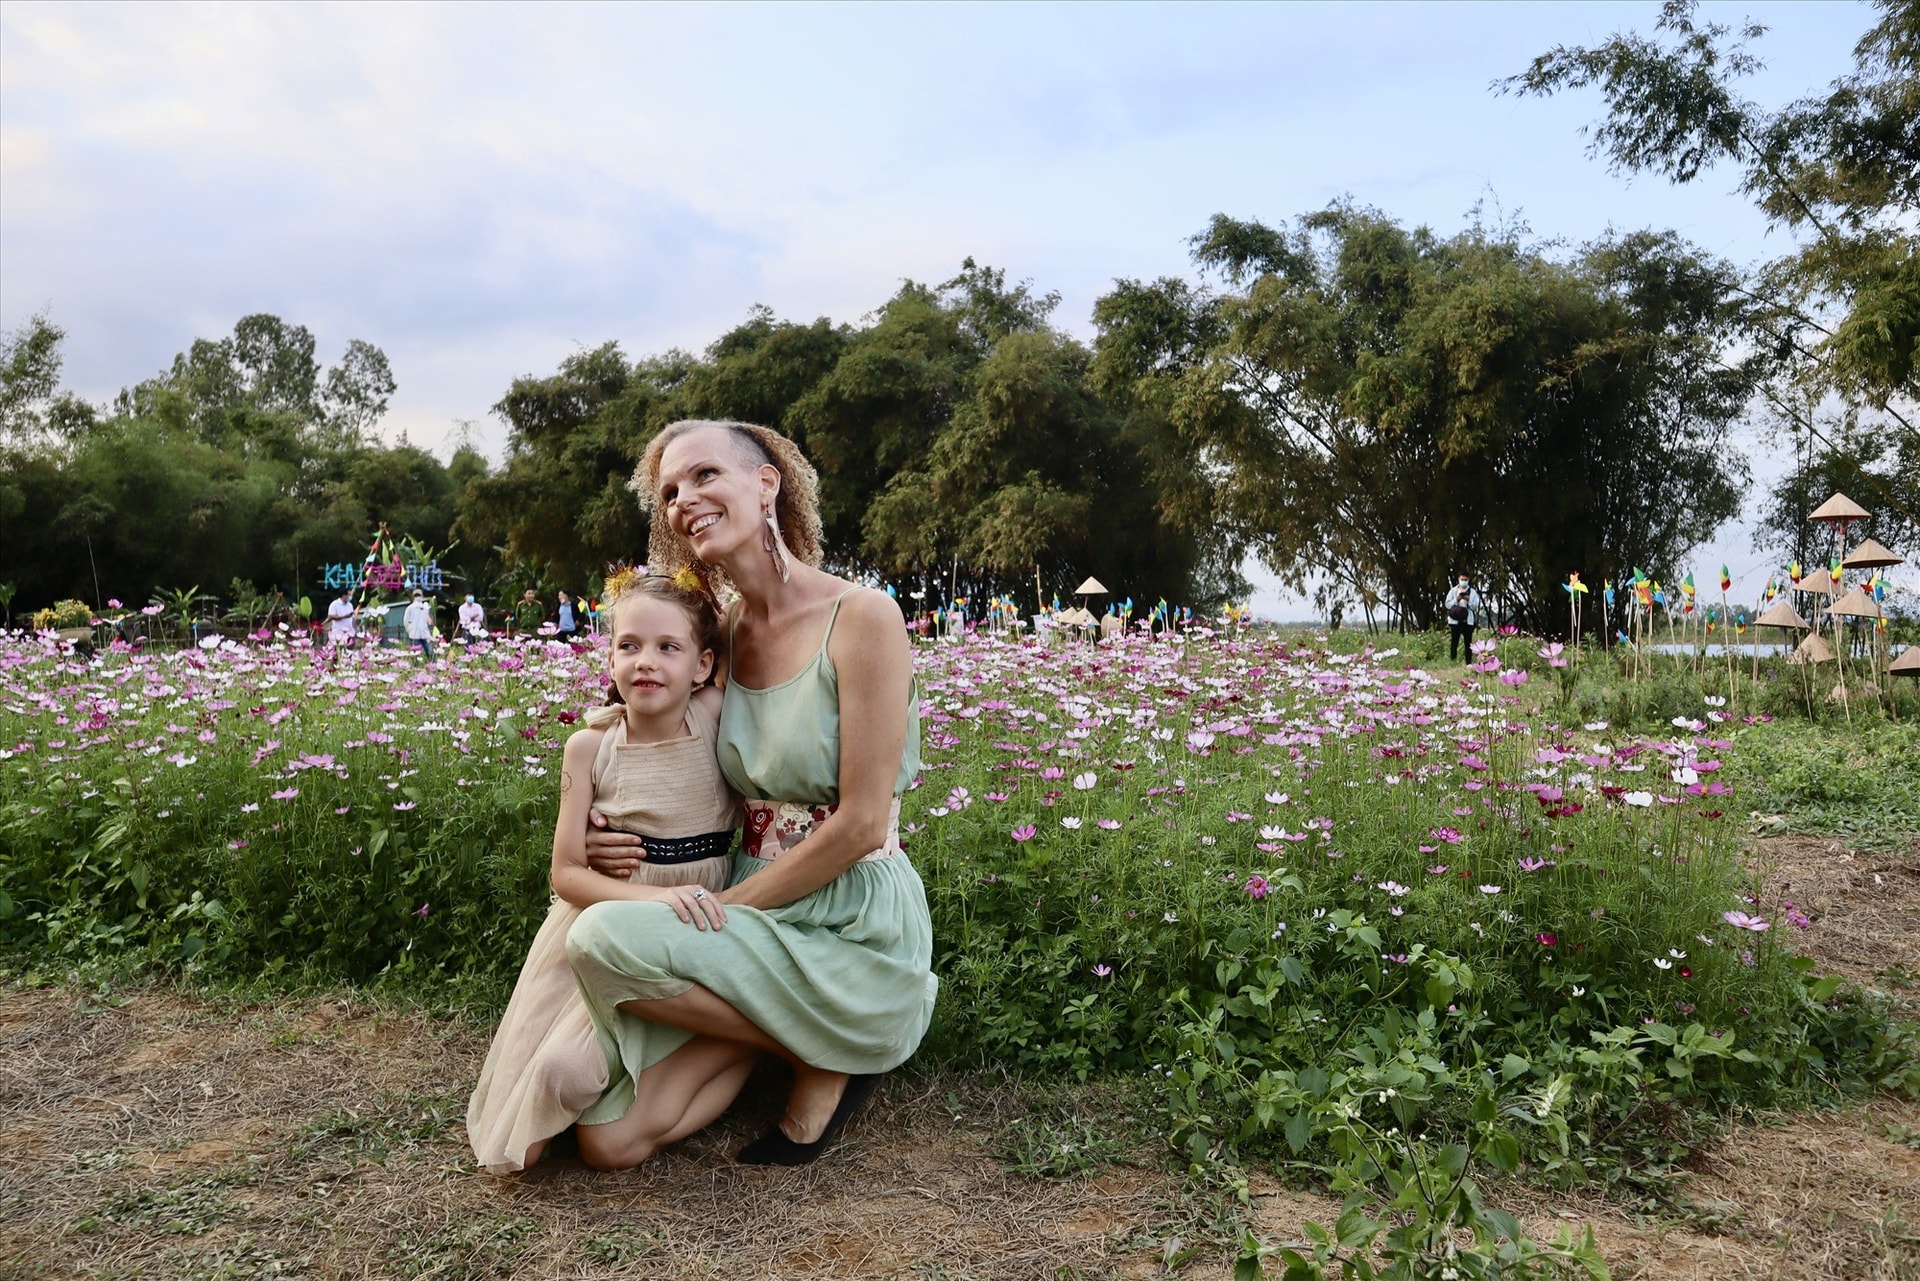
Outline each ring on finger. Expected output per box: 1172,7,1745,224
692,888,706,900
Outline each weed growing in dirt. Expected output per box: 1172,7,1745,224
286,1087,466,1165
77,1171,252,1237
380,1214,540,1279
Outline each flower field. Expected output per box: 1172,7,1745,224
1,629,1911,1198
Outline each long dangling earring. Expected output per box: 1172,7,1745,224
763,504,791,584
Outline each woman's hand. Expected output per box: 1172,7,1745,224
659,882,727,931
583,807,647,880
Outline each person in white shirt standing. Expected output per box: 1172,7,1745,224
1443,573,1485,663
326,590,357,646
457,593,486,643
404,590,436,661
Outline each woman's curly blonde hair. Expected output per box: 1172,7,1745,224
629,420,824,601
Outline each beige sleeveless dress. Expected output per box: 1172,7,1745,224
465,699,738,1173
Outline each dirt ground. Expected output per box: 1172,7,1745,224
1,833,1914,1281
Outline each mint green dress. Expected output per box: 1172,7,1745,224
567,591,936,1124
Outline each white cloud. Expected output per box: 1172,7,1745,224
1,0,1869,479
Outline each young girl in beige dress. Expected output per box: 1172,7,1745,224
466,570,741,1173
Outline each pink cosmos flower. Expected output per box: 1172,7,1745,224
1722,910,1769,931
1097,818,1121,830
1244,875,1270,900
393,801,417,811
271,787,298,801
1010,824,1037,842
1091,963,1112,977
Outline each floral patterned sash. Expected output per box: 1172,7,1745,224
741,797,902,863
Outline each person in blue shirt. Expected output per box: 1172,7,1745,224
557,590,579,638
1444,573,1485,662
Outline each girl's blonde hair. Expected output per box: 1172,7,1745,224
594,567,725,717
629,420,824,601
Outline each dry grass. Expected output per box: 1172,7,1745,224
0,985,1229,1280
1,831,1914,1280
1746,834,1920,1014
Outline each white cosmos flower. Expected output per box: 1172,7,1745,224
1265,791,1289,805
1623,791,1654,807
1072,772,1097,790
1653,957,1673,970
1060,816,1082,829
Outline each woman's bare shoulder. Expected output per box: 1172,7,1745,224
833,584,906,630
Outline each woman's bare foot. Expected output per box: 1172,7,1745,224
779,1065,849,1143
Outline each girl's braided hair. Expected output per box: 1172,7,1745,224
629,420,824,602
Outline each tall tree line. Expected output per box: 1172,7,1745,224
461,262,1237,612
0,314,490,614
1509,0,1920,566
0,241,1825,629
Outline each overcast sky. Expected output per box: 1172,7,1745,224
0,1,1882,615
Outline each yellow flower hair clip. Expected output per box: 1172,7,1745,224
671,565,703,595
602,565,643,599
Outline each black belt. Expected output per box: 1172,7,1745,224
630,829,737,865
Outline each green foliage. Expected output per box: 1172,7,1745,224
464,265,1240,611
1233,1073,1610,1280
1508,0,1918,556
1730,717,1920,846
1091,207,1754,633
1,315,485,616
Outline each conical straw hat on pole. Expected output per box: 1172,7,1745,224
1827,586,1883,618
1755,599,1810,629
1810,493,1870,524
1842,537,1905,569
1890,646,1920,676
1074,577,1108,596
1789,633,1836,665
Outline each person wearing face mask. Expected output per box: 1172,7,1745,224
458,593,487,643
1444,573,1484,662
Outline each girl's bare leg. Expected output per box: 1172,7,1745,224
619,986,851,1144
575,1035,759,1170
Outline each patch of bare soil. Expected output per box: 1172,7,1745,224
1746,834,1920,1013
0,834,1913,1280
0,985,1227,1280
